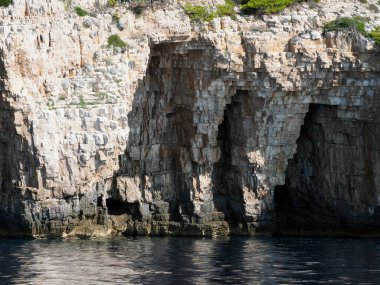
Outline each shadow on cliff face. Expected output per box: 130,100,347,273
212,90,249,233
275,104,380,236
115,40,275,235
115,41,208,226
211,89,273,235
0,50,41,237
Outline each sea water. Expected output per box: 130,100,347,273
0,237,379,284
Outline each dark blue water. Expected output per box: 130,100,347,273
0,237,379,284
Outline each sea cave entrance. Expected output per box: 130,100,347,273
275,104,380,236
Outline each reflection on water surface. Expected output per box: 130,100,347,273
0,237,379,284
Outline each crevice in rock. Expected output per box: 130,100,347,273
275,104,380,236
212,90,247,230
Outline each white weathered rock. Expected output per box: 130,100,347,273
0,0,380,237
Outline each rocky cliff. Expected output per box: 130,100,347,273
0,0,379,238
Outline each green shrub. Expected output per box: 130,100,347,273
323,17,380,47
107,34,127,48
323,16,367,34
0,0,12,7
184,1,236,22
358,0,367,3
369,27,380,46
183,3,216,22
241,0,295,15
79,96,87,109
216,0,236,19
107,0,118,7
240,0,320,15
75,6,88,17
112,10,120,22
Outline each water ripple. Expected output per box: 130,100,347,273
0,237,379,284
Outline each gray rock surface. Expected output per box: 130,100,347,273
0,0,380,237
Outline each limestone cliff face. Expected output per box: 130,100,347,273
0,0,379,237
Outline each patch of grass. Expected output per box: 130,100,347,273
107,34,127,49
241,0,295,15
112,10,120,22
358,0,368,3
216,0,237,19
75,6,88,17
240,0,320,15
184,3,216,22
107,0,117,7
0,0,11,7
183,0,236,22
323,16,367,34
324,17,380,47
369,27,380,46
79,96,87,108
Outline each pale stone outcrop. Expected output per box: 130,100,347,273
0,0,379,237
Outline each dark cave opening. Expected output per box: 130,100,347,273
97,195,103,208
106,198,141,219
275,104,380,236
106,199,125,215
212,90,249,226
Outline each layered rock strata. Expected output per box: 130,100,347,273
0,0,379,237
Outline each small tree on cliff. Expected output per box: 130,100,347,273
0,0,12,7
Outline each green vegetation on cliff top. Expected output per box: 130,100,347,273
183,0,322,22
183,0,237,22
0,0,11,7
369,27,380,46
75,6,88,17
107,0,118,7
241,0,297,15
107,34,127,49
324,16,367,33
324,16,380,47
